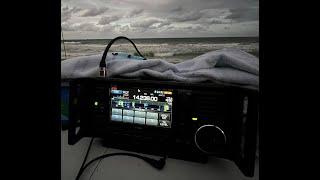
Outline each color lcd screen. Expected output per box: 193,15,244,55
110,85,173,128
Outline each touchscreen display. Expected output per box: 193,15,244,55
110,85,173,128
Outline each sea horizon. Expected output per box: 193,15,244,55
61,36,259,62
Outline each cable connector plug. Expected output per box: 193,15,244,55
99,67,106,78
142,156,166,170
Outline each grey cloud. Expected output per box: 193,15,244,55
98,16,121,25
169,11,203,22
81,7,108,17
200,8,230,19
101,24,114,32
202,18,231,24
62,21,100,32
61,22,75,31
170,6,183,12
61,6,82,22
131,19,161,28
118,25,130,33
127,9,144,17
167,26,175,30
194,25,206,31
210,19,229,24
156,21,171,28
225,7,258,22
75,23,101,31
61,0,259,39
184,25,206,31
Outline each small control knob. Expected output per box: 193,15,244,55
194,125,227,154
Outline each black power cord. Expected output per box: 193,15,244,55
75,138,166,180
76,153,166,180
75,137,95,180
99,36,146,77
88,148,107,180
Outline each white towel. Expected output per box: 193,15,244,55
61,48,259,90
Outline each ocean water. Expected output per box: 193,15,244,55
61,37,259,63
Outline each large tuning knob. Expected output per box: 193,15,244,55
194,125,227,154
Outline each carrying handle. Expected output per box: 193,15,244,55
236,93,259,177
68,79,83,145
99,36,146,77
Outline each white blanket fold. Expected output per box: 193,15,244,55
61,48,259,90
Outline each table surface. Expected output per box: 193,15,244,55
61,130,259,180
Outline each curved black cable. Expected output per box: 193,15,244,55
75,153,166,180
99,36,146,69
75,137,94,179
88,149,107,180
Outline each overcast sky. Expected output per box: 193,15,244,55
61,0,259,39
